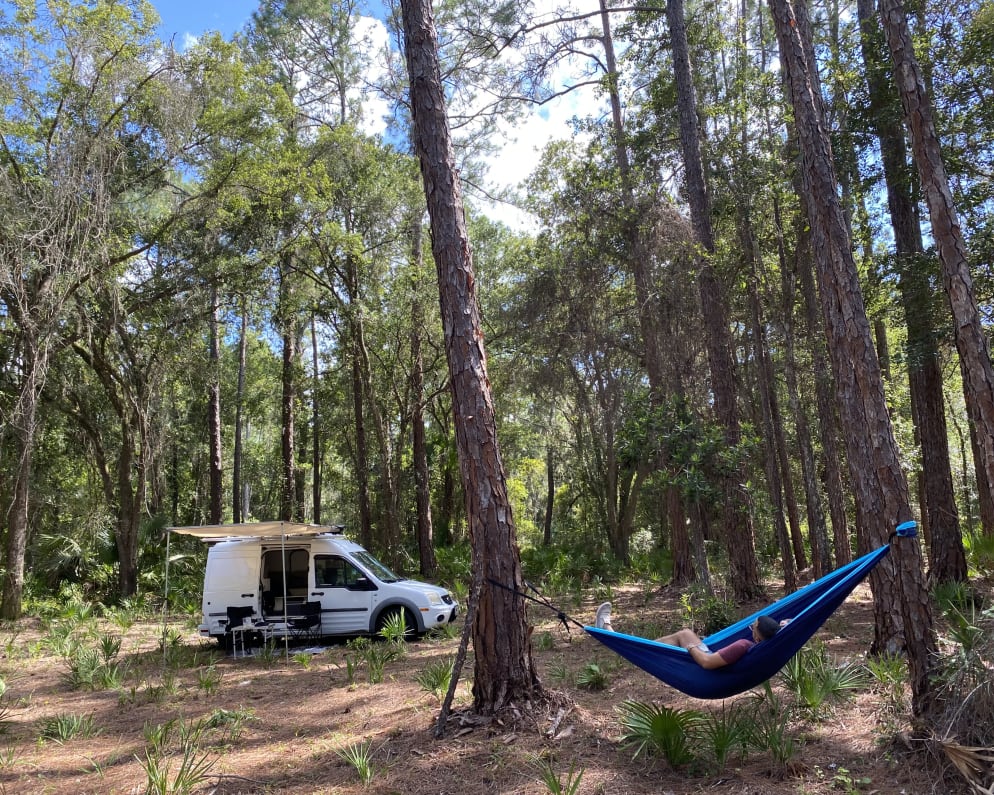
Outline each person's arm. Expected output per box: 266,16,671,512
687,643,730,670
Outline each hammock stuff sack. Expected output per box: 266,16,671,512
585,521,917,699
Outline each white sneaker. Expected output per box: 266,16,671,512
595,602,613,631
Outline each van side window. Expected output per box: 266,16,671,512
315,555,363,588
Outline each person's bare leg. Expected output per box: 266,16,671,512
657,628,706,649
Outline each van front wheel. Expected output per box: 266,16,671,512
375,607,417,641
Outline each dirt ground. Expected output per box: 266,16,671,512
0,580,984,795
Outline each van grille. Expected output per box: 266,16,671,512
442,594,454,605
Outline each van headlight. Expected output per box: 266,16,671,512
424,591,444,606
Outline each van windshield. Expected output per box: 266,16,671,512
353,551,402,583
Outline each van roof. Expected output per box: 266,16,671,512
168,521,344,541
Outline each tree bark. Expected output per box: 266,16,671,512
794,168,852,567
410,219,437,579
667,0,762,600
857,0,966,583
400,0,540,714
778,239,832,578
879,0,994,540
748,265,797,594
208,285,223,526
1,347,40,619
311,314,322,524
769,0,936,714
668,485,694,586
279,264,297,523
543,444,555,547
233,301,248,524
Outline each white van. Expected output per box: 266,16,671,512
169,522,459,643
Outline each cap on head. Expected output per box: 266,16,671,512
755,615,780,640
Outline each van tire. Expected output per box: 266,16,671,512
375,606,417,640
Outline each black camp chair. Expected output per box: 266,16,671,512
289,601,322,643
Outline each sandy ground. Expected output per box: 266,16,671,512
0,579,985,795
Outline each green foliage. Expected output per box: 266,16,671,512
203,708,253,744
964,532,994,576
39,713,99,743
865,652,907,713
617,700,704,767
533,756,584,795
137,716,217,795
831,767,873,793
574,662,607,691
678,585,736,636
746,685,801,771
425,622,460,641
520,543,622,598
195,664,223,696
415,657,454,701
336,739,375,786
432,544,472,593
377,610,412,646
697,704,752,771
345,637,402,685
779,642,867,716
932,593,994,751
0,678,11,734
546,660,571,685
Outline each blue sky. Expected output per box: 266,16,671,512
152,1,258,43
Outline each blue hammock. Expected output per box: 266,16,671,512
585,522,916,699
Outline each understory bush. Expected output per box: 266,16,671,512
930,588,994,793
617,685,804,774
779,641,867,717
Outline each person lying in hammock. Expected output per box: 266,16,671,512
594,602,785,670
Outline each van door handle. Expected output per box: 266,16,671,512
311,592,325,597
241,593,254,598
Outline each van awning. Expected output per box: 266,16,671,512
168,522,342,540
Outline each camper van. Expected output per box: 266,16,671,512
170,522,459,644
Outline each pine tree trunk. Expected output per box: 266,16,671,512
350,338,373,549
857,0,966,583
311,315,322,525
748,265,797,593
410,220,437,579
775,212,832,577
795,179,852,566
769,0,936,714
400,0,540,714
233,302,247,524
668,485,694,586
543,445,554,547
1,367,37,619
279,266,297,523
208,286,223,526
879,0,994,540
668,0,762,600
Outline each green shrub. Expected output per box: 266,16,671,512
697,704,751,771
779,642,867,717
678,585,736,636
336,739,375,786
575,662,607,691
617,700,703,767
533,756,584,795
416,657,454,701
39,713,99,743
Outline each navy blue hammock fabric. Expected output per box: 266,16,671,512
585,523,916,700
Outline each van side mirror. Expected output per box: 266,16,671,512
352,576,376,591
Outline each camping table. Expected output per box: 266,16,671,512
230,621,275,658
